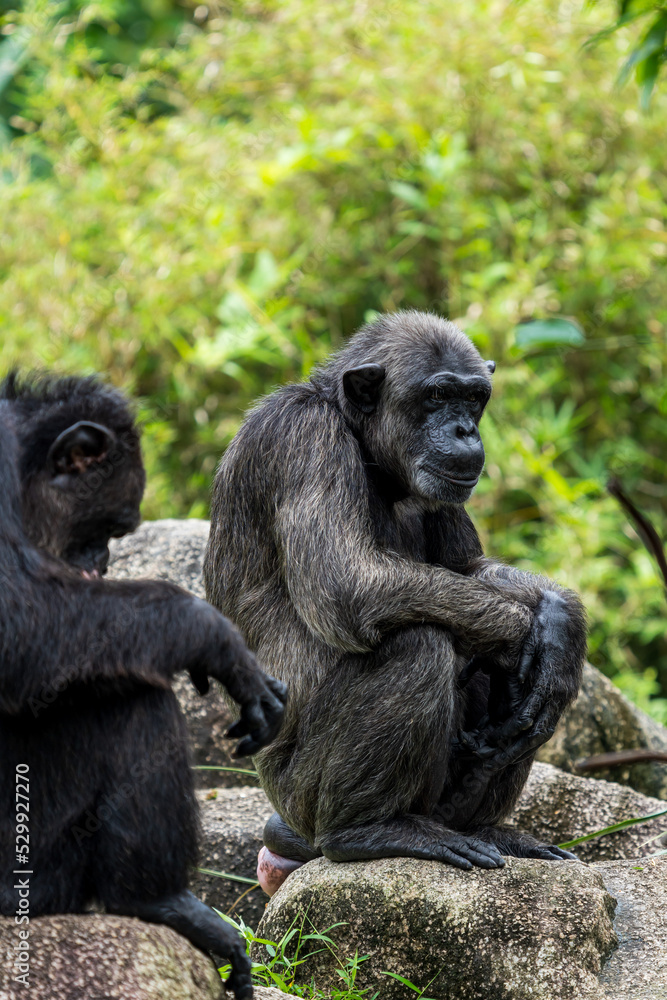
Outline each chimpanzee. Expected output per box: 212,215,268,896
0,373,287,998
204,311,586,888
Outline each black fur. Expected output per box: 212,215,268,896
0,377,287,998
205,312,586,870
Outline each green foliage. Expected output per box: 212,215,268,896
559,804,667,849
515,318,585,351
613,666,667,724
588,1,667,108
1,0,667,709
217,910,377,999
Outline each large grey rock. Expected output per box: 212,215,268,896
0,913,224,999
0,913,289,1000
108,519,255,789
537,663,667,801
511,763,667,863
195,786,274,929
108,517,210,597
254,856,617,1000
595,859,667,999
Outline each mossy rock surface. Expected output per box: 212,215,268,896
0,913,290,1000
255,856,617,1000
537,664,667,801
0,913,224,1000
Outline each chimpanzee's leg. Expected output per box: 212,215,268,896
439,676,577,862
90,688,253,999
441,750,577,861
266,626,505,871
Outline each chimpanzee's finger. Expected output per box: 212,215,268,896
483,705,537,746
486,729,545,770
517,632,538,684
225,700,265,739
265,675,288,703
457,655,485,688
234,726,277,757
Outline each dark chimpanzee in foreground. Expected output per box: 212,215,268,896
0,373,287,998
204,312,587,891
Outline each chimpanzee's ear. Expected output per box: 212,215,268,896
47,421,116,477
485,360,496,374
342,364,386,414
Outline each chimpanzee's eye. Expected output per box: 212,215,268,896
430,386,447,401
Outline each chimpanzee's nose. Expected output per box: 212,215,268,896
454,419,477,439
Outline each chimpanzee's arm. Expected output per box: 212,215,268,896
275,401,533,655
1,573,286,754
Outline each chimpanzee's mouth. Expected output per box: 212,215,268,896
424,467,480,488
66,543,110,578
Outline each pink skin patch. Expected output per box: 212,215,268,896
257,846,305,897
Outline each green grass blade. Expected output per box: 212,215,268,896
381,971,423,992
559,808,667,849
192,765,259,776
196,867,259,885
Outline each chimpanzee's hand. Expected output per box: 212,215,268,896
226,674,288,757
459,590,578,764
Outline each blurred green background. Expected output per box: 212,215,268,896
1,0,667,718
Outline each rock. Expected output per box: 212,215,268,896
594,858,667,999
0,913,298,1000
254,856,617,1000
108,518,210,597
511,763,667,863
108,519,255,789
194,786,273,929
537,663,667,801
0,913,224,1000
171,674,257,791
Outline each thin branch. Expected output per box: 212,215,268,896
576,749,667,772
608,477,667,590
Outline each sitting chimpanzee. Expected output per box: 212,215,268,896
0,372,287,998
204,312,586,893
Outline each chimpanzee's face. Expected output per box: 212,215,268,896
343,352,494,505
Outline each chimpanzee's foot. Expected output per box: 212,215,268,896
471,825,578,861
318,814,505,870
109,889,253,999
259,812,321,896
